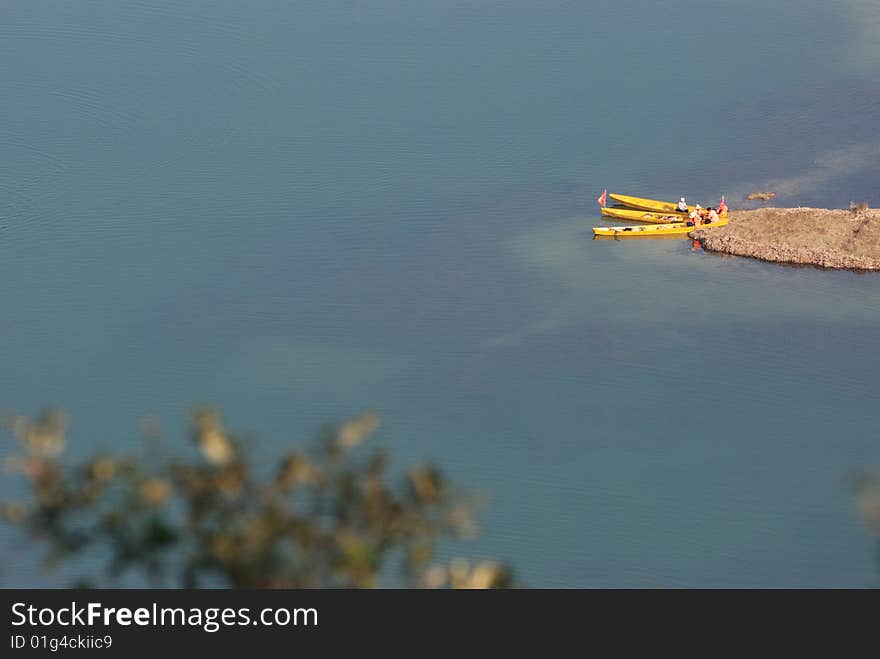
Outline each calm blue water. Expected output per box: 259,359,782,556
2,0,880,587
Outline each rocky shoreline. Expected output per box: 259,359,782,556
690,207,880,271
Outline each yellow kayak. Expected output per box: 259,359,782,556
592,217,728,237
601,206,727,223
601,206,687,223
609,193,693,214
592,232,685,241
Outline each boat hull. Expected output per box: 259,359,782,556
609,193,692,214
601,207,687,223
592,217,729,237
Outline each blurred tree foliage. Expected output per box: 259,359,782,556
1,409,513,589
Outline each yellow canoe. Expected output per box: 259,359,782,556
592,217,728,237
601,207,688,223
592,233,685,241
609,193,693,214
601,206,727,223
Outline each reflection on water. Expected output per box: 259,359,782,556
1,0,879,587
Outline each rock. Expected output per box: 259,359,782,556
692,207,880,271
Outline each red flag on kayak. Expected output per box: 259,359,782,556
597,189,607,208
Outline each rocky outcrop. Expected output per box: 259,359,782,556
691,208,880,271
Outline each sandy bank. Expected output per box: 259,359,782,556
691,207,880,271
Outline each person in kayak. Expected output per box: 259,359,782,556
677,197,688,212
687,204,703,226
717,197,728,214
706,207,720,224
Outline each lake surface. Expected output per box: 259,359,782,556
2,0,880,587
